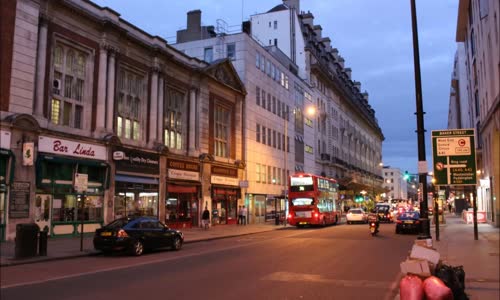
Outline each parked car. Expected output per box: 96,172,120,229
94,216,184,256
346,208,368,224
395,211,421,234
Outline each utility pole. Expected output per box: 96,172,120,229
410,0,431,239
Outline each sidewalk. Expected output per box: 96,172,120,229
0,222,288,267
394,213,499,300
432,214,499,300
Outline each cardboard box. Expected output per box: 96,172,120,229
410,245,440,265
414,239,434,249
400,259,432,277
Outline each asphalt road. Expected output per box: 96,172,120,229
1,223,415,300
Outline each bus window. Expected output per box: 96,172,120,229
291,198,314,206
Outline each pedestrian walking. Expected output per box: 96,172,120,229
202,207,210,230
242,205,247,225
237,206,243,225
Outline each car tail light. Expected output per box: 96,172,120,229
314,212,319,218
370,222,375,226
288,213,293,219
396,220,402,224
415,220,420,224
116,229,128,238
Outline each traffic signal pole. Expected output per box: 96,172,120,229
410,0,431,240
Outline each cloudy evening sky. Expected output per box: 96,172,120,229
93,0,459,175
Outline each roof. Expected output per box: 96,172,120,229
268,4,288,13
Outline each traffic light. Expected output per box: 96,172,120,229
403,171,410,181
355,195,364,203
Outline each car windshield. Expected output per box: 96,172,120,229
291,198,314,206
376,206,390,212
399,212,420,220
349,209,362,214
105,218,130,229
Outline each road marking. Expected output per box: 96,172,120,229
261,272,392,289
1,229,316,289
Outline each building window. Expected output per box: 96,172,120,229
274,38,278,46
164,87,185,150
256,124,261,143
226,44,236,60
50,44,87,128
214,104,231,158
273,130,276,148
272,96,276,114
255,52,260,68
267,94,272,111
204,47,213,63
262,164,267,184
260,56,265,71
261,90,266,108
256,86,260,106
256,163,261,183
116,67,144,140
262,126,266,145
267,128,272,146
268,166,272,184
274,21,278,29
268,21,272,28
277,100,281,117
277,133,281,150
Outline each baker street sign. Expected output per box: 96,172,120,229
432,129,476,186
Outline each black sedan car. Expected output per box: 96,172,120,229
94,216,184,256
395,211,421,234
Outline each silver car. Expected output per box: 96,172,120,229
346,208,368,224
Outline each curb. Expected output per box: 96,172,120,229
0,226,289,268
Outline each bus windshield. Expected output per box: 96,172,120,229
291,198,314,206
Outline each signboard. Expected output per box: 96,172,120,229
211,166,238,178
113,147,159,174
22,142,34,166
74,173,88,193
0,130,11,149
9,182,30,218
432,129,476,185
168,169,199,181
39,136,107,160
211,175,239,186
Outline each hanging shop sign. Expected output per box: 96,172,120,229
167,159,200,181
39,136,106,160
9,181,30,218
113,147,159,174
22,142,34,166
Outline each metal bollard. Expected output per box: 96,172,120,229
39,230,48,256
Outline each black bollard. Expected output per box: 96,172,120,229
39,230,48,256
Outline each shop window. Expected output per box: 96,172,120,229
116,67,144,141
52,194,102,222
164,87,186,150
114,191,158,218
165,193,195,222
50,44,87,129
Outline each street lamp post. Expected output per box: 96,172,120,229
410,0,431,239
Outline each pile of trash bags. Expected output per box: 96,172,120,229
400,264,468,300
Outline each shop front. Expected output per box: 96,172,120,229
113,147,159,219
165,158,201,229
0,130,14,242
211,166,240,225
265,195,287,223
36,136,108,237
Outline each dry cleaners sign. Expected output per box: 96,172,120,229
38,136,106,160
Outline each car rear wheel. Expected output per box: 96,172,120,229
172,236,182,251
131,240,144,256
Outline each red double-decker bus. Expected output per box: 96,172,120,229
287,173,342,227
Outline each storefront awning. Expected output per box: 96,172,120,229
115,174,159,185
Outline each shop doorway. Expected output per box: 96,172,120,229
254,195,266,224
212,189,238,225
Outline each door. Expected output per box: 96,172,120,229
254,195,266,224
34,194,52,233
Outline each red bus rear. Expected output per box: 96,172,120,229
287,173,342,227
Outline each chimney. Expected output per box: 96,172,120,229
313,25,322,40
301,11,314,26
353,81,361,91
321,37,331,50
362,92,369,102
187,10,201,32
331,48,339,59
344,67,351,79
283,0,300,13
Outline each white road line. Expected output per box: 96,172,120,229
1,229,315,289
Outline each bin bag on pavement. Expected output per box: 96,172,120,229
435,264,468,300
423,276,454,300
399,275,424,300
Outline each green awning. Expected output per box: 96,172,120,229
36,154,109,189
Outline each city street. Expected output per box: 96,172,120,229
1,223,414,300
